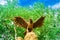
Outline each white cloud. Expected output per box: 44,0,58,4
51,2,60,9
0,0,7,5
10,0,13,2
29,5,33,8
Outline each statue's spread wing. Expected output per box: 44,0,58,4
14,17,28,28
33,16,45,28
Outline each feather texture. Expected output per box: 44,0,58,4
14,17,28,28
33,16,45,28
13,16,45,32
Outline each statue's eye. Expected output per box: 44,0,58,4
28,28,32,32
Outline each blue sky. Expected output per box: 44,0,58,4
0,0,60,9
17,0,60,9
18,0,60,6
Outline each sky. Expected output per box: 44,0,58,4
18,0,60,6
0,0,60,9
17,0,60,9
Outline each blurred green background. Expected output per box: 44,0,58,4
0,0,60,40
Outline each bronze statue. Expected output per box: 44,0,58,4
13,16,45,34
